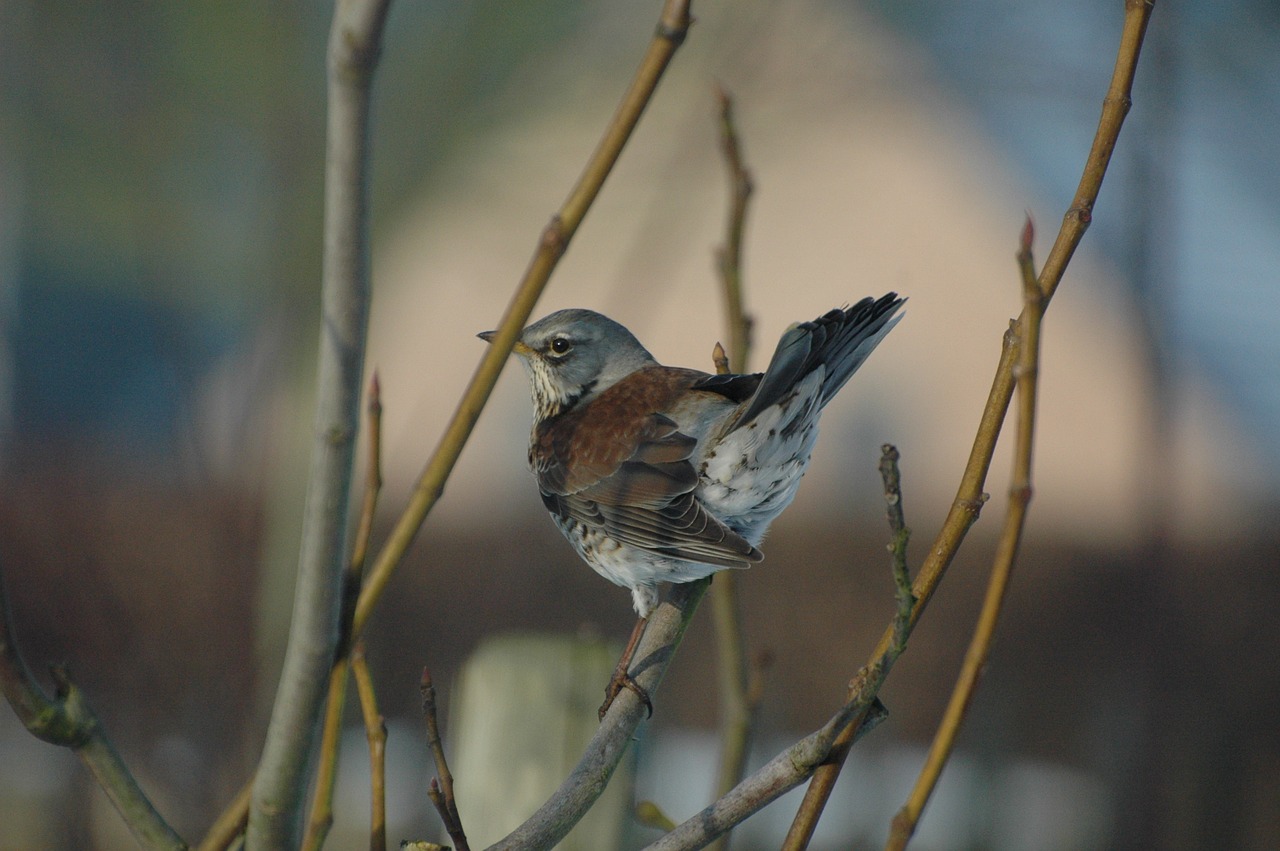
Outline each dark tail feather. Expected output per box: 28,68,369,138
729,293,904,430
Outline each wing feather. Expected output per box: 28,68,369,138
533,392,761,566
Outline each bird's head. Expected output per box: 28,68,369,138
479,308,657,420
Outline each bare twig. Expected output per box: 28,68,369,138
300,656,349,851
486,577,708,850
351,0,697,638
196,780,252,851
707,87,759,851
780,449,920,850
1039,0,1154,306
880,446,914,655
352,644,388,851
248,1,392,846
885,219,1045,851
644,697,889,850
303,372,385,851
0,566,187,850
421,669,468,851
710,341,730,375
713,85,755,370
783,4,1154,844
636,800,678,831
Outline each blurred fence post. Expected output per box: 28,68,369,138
448,633,633,849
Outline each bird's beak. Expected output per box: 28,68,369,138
477,330,533,356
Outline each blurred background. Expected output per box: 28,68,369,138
1,1,1278,848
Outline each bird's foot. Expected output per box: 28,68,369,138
599,615,652,720
599,672,652,721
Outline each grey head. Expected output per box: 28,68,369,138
480,309,658,420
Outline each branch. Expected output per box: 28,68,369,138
706,86,759,851
644,697,889,850
781,446,917,848
485,578,708,851
0,564,187,849
783,3,1154,841
247,1,392,846
196,781,251,851
713,85,755,372
880,445,914,656
422,669,469,851
885,220,1045,851
351,644,388,851
1040,0,1154,305
351,0,696,638
303,372,384,851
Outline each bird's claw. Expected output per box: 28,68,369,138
599,672,652,721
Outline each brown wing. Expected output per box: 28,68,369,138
534,408,761,567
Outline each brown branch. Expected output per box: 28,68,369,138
421,669,468,851
780,446,918,849
1040,0,1154,305
707,86,760,851
195,780,252,851
352,644,388,851
351,0,697,639
0,566,186,850
300,656,349,851
886,218,1045,851
880,445,914,655
713,84,755,371
782,4,1154,844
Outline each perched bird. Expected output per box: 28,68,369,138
480,293,904,717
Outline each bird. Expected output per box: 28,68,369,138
480,293,904,718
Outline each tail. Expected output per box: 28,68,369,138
728,293,904,430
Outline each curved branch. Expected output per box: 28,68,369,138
784,2,1155,844
885,220,1046,851
485,579,708,851
0,563,187,850
709,85,760,847
645,697,888,850
352,0,695,637
247,1,393,847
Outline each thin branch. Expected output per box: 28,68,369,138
707,86,759,851
303,372,385,851
880,446,914,656
644,697,889,850
485,577,708,851
301,657,349,851
886,218,1045,851
351,0,696,639
713,84,755,371
1040,0,1154,306
781,447,917,849
196,780,252,851
783,3,1154,841
421,669,468,851
636,801,678,831
351,644,388,851
0,565,187,849
248,1,392,846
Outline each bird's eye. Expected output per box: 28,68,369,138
549,337,573,356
